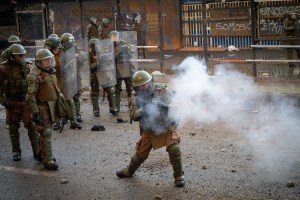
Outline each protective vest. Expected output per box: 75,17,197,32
87,23,98,41
0,60,31,101
132,83,176,135
35,69,58,101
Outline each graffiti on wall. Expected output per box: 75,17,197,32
259,5,300,36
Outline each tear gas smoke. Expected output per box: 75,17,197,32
169,57,300,175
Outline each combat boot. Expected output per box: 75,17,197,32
77,114,83,123
116,153,144,178
52,122,61,130
167,144,185,187
13,152,21,161
44,160,58,170
70,121,82,129
93,111,100,117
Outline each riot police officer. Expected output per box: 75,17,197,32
110,31,134,111
86,17,98,41
1,35,22,64
26,49,60,170
131,15,146,59
0,44,39,161
44,34,65,130
98,18,113,40
116,71,185,187
60,33,82,129
88,38,118,116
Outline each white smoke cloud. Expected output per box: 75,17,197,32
169,56,300,174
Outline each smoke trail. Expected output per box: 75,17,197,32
169,56,300,174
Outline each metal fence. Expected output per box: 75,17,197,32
181,0,292,48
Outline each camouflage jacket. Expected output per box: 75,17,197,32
0,60,33,105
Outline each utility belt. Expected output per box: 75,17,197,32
1,80,28,95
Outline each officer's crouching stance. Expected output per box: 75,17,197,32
116,71,185,187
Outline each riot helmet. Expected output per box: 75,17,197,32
8,35,21,44
102,18,110,27
132,70,154,96
35,49,55,70
88,38,99,54
109,31,120,42
45,36,61,49
48,33,60,39
8,44,26,65
90,17,97,24
132,71,152,87
60,32,76,51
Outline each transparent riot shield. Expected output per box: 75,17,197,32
95,39,116,88
59,46,78,100
77,50,90,90
117,31,138,78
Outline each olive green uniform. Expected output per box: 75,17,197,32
86,23,98,41
27,66,58,167
55,48,81,123
117,82,185,187
0,60,39,160
89,50,118,115
114,41,134,111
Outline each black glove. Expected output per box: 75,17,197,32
32,113,41,125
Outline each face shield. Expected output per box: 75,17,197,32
36,56,56,70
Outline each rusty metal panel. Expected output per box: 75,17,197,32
49,1,115,39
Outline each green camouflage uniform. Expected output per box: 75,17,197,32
89,48,118,115
114,41,134,111
27,66,59,168
0,59,39,160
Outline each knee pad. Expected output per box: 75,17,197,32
167,144,181,155
40,129,51,139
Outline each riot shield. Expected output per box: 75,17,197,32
95,39,116,88
59,46,78,100
117,31,138,78
77,50,90,90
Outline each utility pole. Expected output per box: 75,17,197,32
158,0,164,72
